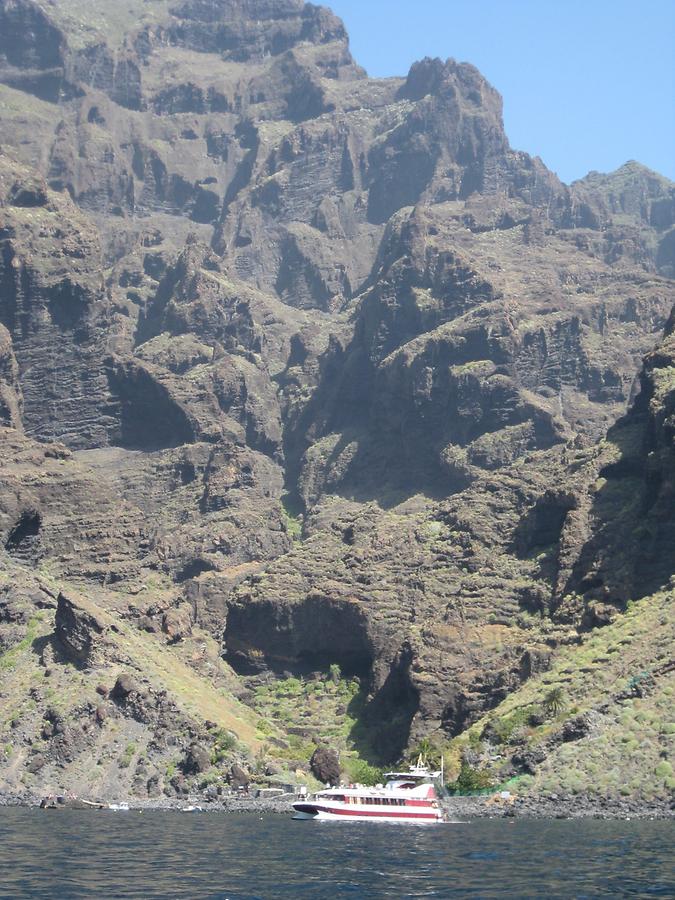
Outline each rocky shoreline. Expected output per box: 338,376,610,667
1,792,672,820
0,792,294,815
445,795,674,821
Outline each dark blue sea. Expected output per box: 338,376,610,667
0,809,673,898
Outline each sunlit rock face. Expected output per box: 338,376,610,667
0,0,673,791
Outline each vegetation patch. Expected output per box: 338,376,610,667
447,589,675,802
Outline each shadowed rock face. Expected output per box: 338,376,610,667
563,318,675,608
0,0,64,70
167,0,348,61
105,358,198,451
0,323,22,427
55,592,108,668
0,0,673,780
225,591,375,676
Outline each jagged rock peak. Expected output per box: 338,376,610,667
570,159,675,273
575,159,674,187
399,55,504,114
572,159,674,221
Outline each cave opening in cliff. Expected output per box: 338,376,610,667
224,595,376,680
176,558,217,583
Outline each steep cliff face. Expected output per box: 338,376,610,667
565,313,675,606
0,322,22,428
0,156,117,449
281,201,670,505
0,0,66,101
0,0,673,797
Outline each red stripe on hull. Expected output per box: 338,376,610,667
295,804,439,820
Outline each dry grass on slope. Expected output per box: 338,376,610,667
447,589,674,801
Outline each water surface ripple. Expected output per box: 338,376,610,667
0,810,673,898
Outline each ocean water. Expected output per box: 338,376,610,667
0,809,673,899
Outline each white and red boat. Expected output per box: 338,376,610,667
292,760,445,824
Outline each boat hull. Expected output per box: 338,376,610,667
292,802,442,824
291,808,319,820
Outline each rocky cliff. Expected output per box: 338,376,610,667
0,0,673,806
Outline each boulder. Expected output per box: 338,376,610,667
162,604,193,643
561,713,593,742
310,745,340,786
9,176,49,208
41,708,65,739
182,743,211,775
511,747,547,775
27,754,47,774
147,774,162,798
528,709,546,727
138,615,161,634
170,774,189,796
480,720,503,745
111,673,141,702
228,764,250,789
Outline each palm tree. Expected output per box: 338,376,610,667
543,687,565,718
412,738,440,766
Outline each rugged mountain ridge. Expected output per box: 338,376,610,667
0,0,673,804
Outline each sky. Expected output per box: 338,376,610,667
327,0,675,185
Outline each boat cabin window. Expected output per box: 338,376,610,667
340,794,407,806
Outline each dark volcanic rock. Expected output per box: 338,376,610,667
228,764,250,789
55,593,108,668
310,745,340,786
0,0,65,73
561,713,593,742
162,605,193,643
0,155,118,450
564,314,675,606
182,743,211,775
511,747,547,775
111,674,142,703
0,324,22,429
571,162,675,275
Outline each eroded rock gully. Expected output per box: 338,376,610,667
0,0,673,794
